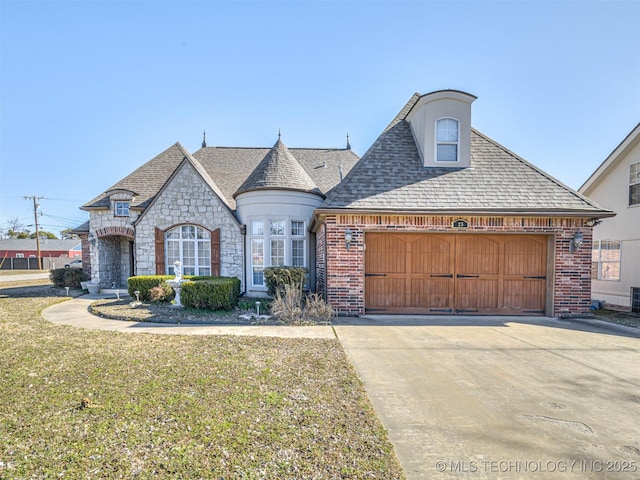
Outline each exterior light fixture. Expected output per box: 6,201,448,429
88,232,97,246
345,229,353,250
570,230,584,253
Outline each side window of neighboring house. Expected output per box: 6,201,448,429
15,253,24,258
630,162,640,206
591,240,621,281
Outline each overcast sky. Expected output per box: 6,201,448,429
1,0,639,236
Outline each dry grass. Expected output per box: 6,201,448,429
0,286,405,479
592,308,640,328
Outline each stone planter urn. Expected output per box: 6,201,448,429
87,284,100,295
80,281,91,290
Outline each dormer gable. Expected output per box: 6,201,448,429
405,90,476,168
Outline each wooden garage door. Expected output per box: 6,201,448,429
365,233,547,315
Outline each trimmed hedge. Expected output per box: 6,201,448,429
127,275,175,302
263,266,308,296
49,268,90,289
181,277,241,311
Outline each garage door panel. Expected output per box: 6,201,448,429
410,278,453,309
456,236,500,275
504,237,547,276
411,235,454,274
366,234,406,274
456,279,499,310
503,279,546,311
365,277,406,308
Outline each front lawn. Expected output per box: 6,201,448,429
0,288,405,479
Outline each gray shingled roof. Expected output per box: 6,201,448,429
82,142,359,211
234,139,323,198
321,95,613,216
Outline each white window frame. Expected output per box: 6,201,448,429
15,253,24,258
165,225,211,276
248,217,308,287
629,162,640,206
435,117,460,162
291,220,306,267
114,201,130,217
591,240,622,281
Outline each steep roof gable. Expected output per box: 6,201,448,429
81,143,187,210
579,122,640,195
321,93,613,217
234,139,323,198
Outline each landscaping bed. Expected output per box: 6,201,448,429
89,298,267,325
592,308,640,328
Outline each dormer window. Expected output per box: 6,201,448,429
436,118,459,162
114,201,130,217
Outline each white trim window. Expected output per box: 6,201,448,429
436,118,459,162
166,225,211,276
15,253,24,258
114,201,130,217
630,162,640,206
249,218,308,287
591,240,621,281
251,221,265,286
291,220,305,267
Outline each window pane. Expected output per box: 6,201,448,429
198,241,211,266
182,226,196,239
601,262,620,280
270,220,285,236
291,221,305,236
271,239,285,266
630,184,640,206
253,267,264,286
437,118,458,142
630,162,640,184
252,239,264,266
252,221,264,236
591,262,598,279
292,239,304,266
437,144,457,162
197,229,210,240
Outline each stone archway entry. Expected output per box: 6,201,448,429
364,233,548,315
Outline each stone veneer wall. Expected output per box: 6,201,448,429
134,162,244,289
88,209,139,285
317,214,593,317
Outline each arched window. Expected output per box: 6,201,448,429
165,225,211,276
436,118,459,162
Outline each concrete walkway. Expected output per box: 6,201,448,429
42,295,335,339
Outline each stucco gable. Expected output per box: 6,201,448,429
579,122,640,195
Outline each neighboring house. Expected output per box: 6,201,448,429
579,123,640,311
77,90,614,317
0,239,81,269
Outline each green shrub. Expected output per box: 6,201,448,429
263,266,308,296
181,277,241,311
49,268,89,289
127,275,175,301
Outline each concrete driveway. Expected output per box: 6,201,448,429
333,316,640,480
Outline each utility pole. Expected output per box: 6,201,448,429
24,196,44,270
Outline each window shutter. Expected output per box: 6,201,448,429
155,227,165,275
211,228,220,276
